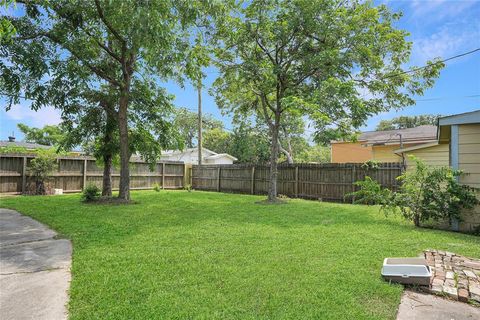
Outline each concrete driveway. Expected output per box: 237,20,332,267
397,290,480,320
0,208,71,320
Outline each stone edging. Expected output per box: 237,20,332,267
424,249,480,303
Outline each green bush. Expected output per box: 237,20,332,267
28,149,57,195
81,184,101,202
351,157,479,227
348,176,392,205
153,183,161,192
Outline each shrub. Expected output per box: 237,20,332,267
349,176,392,205
28,149,57,195
351,157,478,227
81,184,101,202
153,183,161,192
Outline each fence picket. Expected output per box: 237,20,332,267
192,163,402,203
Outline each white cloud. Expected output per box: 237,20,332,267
412,22,480,64
409,0,477,20
2,104,62,127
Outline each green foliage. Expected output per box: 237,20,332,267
183,184,192,192
174,107,223,148
81,184,101,202
17,123,65,146
28,149,58,195
1,0,225,200
361,160,380,170
376,114,442,131
203,122,271,164
352,157,479,227
349,176,392,205
0,0,15,44
295,144,331,163
203,128,231,154
386,157,478,226
0,145,30,154
212,0,443,199
152,183,162,192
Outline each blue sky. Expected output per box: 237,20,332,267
1,0,479,141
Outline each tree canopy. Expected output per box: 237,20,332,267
376,114,442,131
17,123,65,146
173,107,223,148
212,0,443,201
1,0,222,200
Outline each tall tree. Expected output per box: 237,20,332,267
2,0,216,200
376,114,442,131
173,107,223,148
212,0,443,201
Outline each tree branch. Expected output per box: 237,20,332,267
94,0,126,46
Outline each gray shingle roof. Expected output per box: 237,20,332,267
357,125,438,145
0,141,52,149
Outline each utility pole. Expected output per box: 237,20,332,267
197,81,202,165
397,133,405,171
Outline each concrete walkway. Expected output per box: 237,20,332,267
0,208,71,320
397,290,480,320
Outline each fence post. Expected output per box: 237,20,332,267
82,159,87,190
351,164,356,204
22,156,27,194
217,167,221,192
294,166,299,198
251,166,255,194
189,167,193,186
162,163,166,189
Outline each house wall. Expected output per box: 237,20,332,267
204,157,234,165
405,143,449,170
371,145,402,162
160,149,218,165
458,123,480,233
331,142,372,163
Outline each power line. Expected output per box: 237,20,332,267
381,48,480,80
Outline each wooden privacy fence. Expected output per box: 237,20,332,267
192,162,403,203
0,153,186,194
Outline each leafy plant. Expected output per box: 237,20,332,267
351,157,479,227
361,160,380,170
153,183,162,192
349,176,392,205
81,184,101,202
184,184,192,192
28,149,57,195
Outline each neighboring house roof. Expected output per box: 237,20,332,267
394,109,480,153
394,141,440,153
0,140,52,149
205,153,238,161
352,125,438,146
438,110,480,126
160,147,237,162
161,147,217,156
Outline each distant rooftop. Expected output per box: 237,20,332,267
358,125,438,145
0,139,52,150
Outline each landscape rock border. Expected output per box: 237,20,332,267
423,249,480,304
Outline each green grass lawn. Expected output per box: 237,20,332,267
1,191,479,319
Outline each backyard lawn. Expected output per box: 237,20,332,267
1,190,479,320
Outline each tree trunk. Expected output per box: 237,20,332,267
413,214,420,227
102,153,113,197
117,89,130,201
279,142,293,164
267,115,281,202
